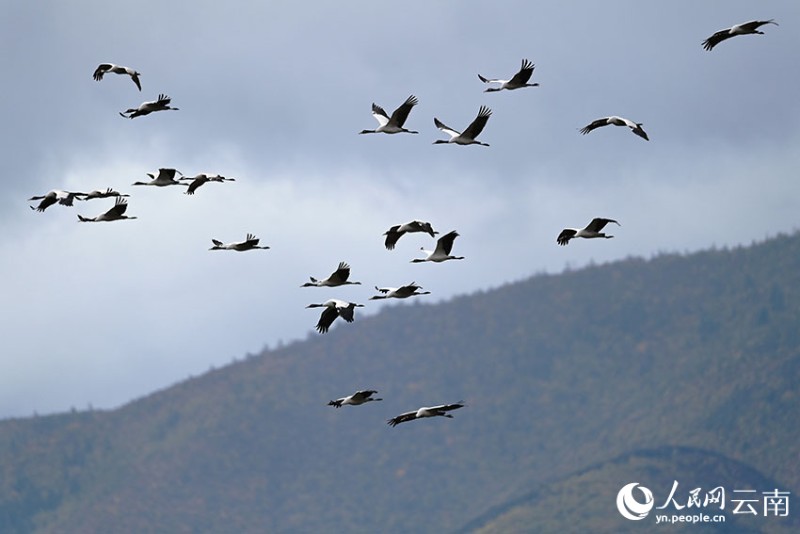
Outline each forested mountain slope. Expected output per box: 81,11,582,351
1,233,798,533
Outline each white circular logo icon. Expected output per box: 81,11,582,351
616,482,654,521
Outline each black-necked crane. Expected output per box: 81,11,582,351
411,230,464,263
120,94,179,118
209,233,270,251
79,188,130,200
702,19,777,51
579,116,649,141
77,197,137,222
93,63,142,91
387,401,465,427
328,390,382,408
478,58,539,92
306,299,364,334
359,95,419,135
180,173,235,195
433,106,492,146
383,220,438,250
557,218,620,246
29,190,85,212
370,283,430,300
301,262,361,288
132,168,186,187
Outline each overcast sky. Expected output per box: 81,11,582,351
1,1,798,418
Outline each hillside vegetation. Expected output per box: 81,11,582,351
1,233,798,533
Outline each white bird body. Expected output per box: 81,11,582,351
328,390,382,408
360,95,419,134
383,220,438,250
703,19,778,51
434,106,492,146
580,116,649,140
77,197,137,222
557,218,620,246
209,233,269,251
478,59,539,92
180,173,235,195
370,283,430,300
120,94,179,118
387,402,465,427
302,262,361,288
132,168,186,187
79,188,129,200
411,230,464,263
93,63,142,90
306,299,364,334
29,190,85,212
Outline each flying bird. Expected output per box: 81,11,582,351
28,190,85,212
328,390,383,408
93,63,142,91
120,94,179,118
579,116,649,141
180,173,236,195
478,58,539,92
702,19,778,51
132,168,186,187
306,299,364,334
411,231,464,263
301,262,361,288
383,220,438,250
433,106,492,146
209,233,270,251
359,95,419,134
79,188,129,200
557,218,620,246
387,402,465,427
370,283,430,300
77,197,137,222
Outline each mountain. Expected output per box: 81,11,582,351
1,233,798,533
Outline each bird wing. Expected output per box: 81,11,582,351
352,390,377,401
579,118,610,135
741,19,778,33
432,401,465,413
462,106,491,140
371,103,390,127
477,73,502,84
557,228,577,246
434,118,460,138
315,307,339,333
330,262,351,283
586,218,618,232
156,94,172,107
388,95,418,127
387,411,418,427
130,72,142,91
436,231,459,256
106,198,129,217
336,304,357,323
185,178,204,195
630,124,649,141
93,64,111,81
211,239,224,247
374,286,391,294
384,226,402,250
508,58,535,85
702,28,733,51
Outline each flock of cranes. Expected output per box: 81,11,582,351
28,16,777,428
